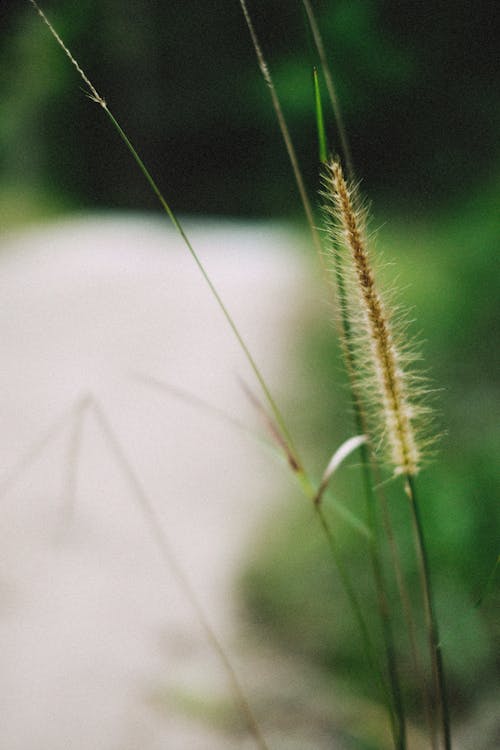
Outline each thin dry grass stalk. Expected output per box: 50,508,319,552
238,0,327,277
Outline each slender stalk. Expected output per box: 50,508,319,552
406,475,451,750
104,107,300,464
378,476,438,750
238,0,325,267
360,449,407,749
315,505,396,737
28,0,303,478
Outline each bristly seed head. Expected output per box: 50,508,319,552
29,0,106,109
322,158,430,476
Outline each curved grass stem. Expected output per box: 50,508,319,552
28,0,303,478
102,107,299,464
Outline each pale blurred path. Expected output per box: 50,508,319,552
0,215,330,749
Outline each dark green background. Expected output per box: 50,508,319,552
1,1,498,216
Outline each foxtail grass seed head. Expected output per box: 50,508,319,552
323,159,430,476
29,1,106,108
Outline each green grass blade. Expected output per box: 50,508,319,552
313,67,328,164
302,0,354,178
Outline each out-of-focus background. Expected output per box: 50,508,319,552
1,1,498,217
0,1,498,748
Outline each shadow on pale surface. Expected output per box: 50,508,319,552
0,213,323,749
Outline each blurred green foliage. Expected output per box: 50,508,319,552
1,0,498,216
241,180,500,734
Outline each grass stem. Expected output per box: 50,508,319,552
238,0,325,268
406,474,451,750
378,478,438,750
103,107,300,463
360,446,407,750
28,0,304,483
315,505,396,736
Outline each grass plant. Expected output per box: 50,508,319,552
323,157,449,748
18,1,467,747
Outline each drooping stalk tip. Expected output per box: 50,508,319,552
323,159,425,477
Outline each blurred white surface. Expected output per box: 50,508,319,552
0,214,315,749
